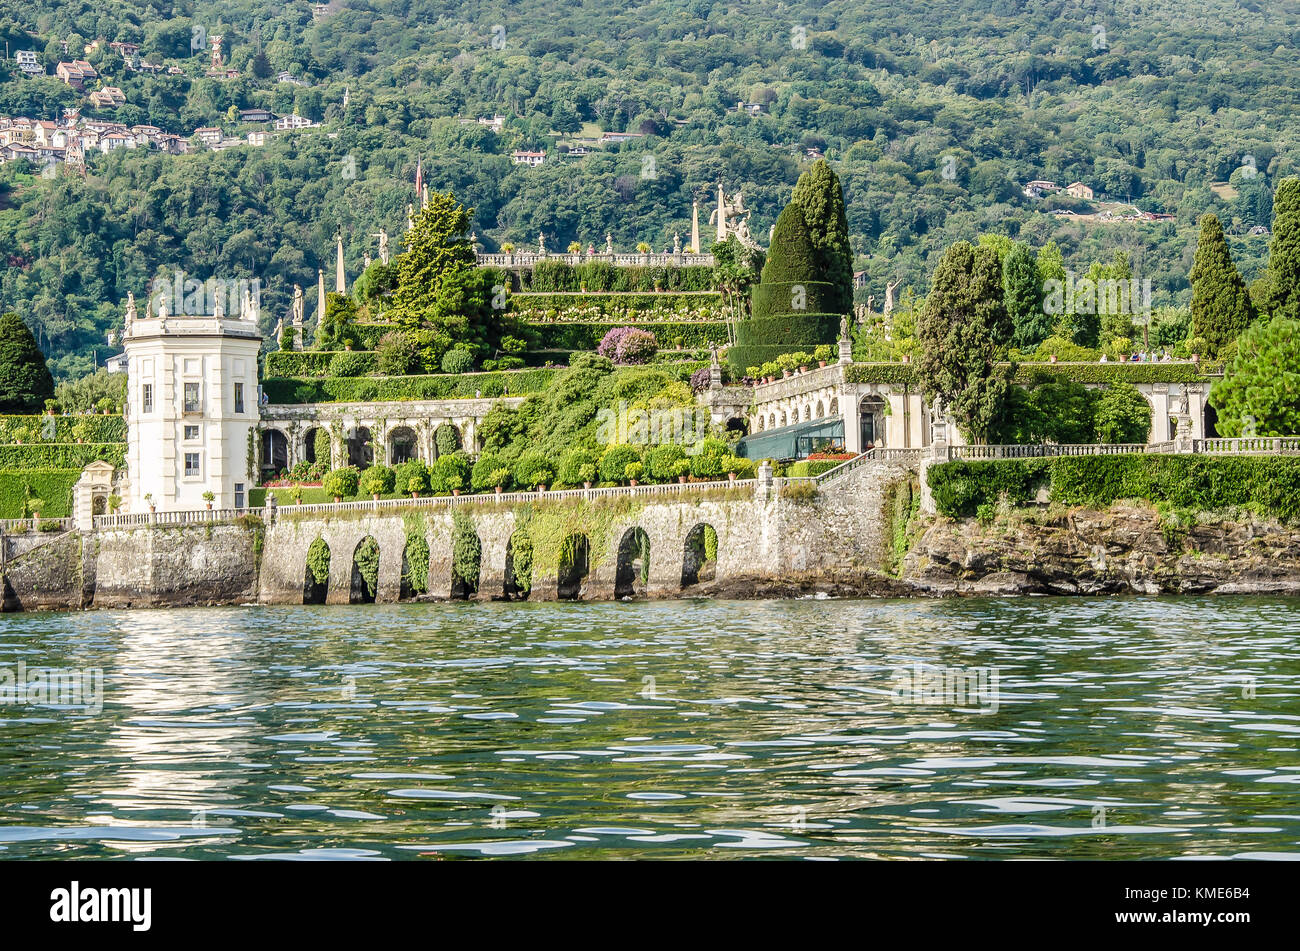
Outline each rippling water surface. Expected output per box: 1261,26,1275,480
1,597,1298,860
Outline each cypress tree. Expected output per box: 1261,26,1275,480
790,159,854,313
1191,213,1255,356
0,311,54,413
1004,242,1049,350
389,192,477,330
1264,177,1300,321
916,242,1012,443
759,203,817,284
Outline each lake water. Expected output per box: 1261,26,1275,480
1,597,1297,860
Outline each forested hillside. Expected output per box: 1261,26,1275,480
2,0,1299,377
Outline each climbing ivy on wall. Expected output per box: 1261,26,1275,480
403,517,430,595
307,537,331,585
509,529,534,594
451,511,481,593
313,428,332,466
355,537,380,599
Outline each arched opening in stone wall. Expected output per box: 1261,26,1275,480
304,537,330,604
816,400,825,419
434,423,461,459
450,516,481,600
681,523,718,589
557,533,590,601
303,427,324,464
400,531,430,600
347,426,374,469
504,530,533,601
860,397,886,449
768,414,775,429
389,426,418,465
91,493,107,516
725,416,748,438
1204,402,1219,439
829,396,839,416
614,527,650,600
350,535,380,604
261,429,289,480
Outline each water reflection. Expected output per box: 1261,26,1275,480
0,597,1297,859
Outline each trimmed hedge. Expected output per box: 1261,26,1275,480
511,262,717,293
751,281,838,320
787,459,844,477
528,320,731,351
841,362,1221,388
729,313,840,374
928,456,1300,524
512,292,724,322
0,469,82,518
844,363,920,385
0,414,126,443
0,443,125,469
261,369,560,404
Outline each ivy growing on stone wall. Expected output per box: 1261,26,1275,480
508,528,533,595
402,513,430,596
355,536,380,599
451,510,481,594
307,537,331,585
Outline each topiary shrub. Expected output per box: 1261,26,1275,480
434,423,461,456
514,451,554,489
358,464,396,497
1094,382,1153,444
313,428,333,466
322,466,360,500
404,531,430,595
689,437,729,479
441,347,476,374
471,450,511,492
431,451,471,494
646,443,688,482
307,537,331,585
599,444,642,484
557,448,602,487
394,459,430,495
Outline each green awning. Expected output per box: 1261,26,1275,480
736,415,845,460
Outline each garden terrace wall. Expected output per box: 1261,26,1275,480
501,262,718,293
527,320,731,351
0,443,126,469
261,368,560,405
0,469,84,518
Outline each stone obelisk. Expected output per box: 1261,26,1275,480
691,200,700,254
716,183,727,242
335,234,346,293
317,268,326,326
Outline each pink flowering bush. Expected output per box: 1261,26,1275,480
596,326,659,365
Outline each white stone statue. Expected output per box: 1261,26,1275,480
538,232,546,254
124,291,137,324
372,229,390,265
291,284,304,326
605,233,613,254
884,279,901,315
213,295,224,319
673,232,682,254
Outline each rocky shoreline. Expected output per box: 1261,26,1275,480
900,504,1300,597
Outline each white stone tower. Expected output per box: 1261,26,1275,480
123,285,263,512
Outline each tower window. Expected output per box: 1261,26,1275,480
184,382,201,414
184,452,201,477
142,383,153,413
184,425,200,440
234,382,245,414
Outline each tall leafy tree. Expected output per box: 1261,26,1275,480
1004,242,1048,350
916,242,1012,443
789,159,854,314
0,312,55,412
1209,317,1300,436
759,203,816,283
1190,213,1254,356
389,192,478,331
1264,177,1300,322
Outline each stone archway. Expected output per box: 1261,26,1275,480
347,426,373,469
261,429,289,479
504,530,532,601
557,533,590,601
614,527,650,600
350,536,380,604
859,397,886,449
388,426,418,465
304,537,330,604
681,523,718,589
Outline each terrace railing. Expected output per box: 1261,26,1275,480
477,252,715,268
1196,437,1300,454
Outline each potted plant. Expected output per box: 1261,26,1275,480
294,488,304,505
579,463,597,490
144,492,155,513
625,462,644,487
408,478,421,500
673,459,691,484
490,467,510,495
447,473,463,497
202,490,215,510
26,497,44,520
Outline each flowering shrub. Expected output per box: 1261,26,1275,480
689,367,712,392
596,327,659,365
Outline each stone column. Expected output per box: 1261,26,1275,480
844,391,862,454
1186,383,1206,439
1149,383,1170,443
756,460,774,501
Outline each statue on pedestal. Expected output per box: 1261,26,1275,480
605,233,613,254
124,292,137,326
538,232,547,255
291,284,304,326
884,279,901,315
673,232,682,254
